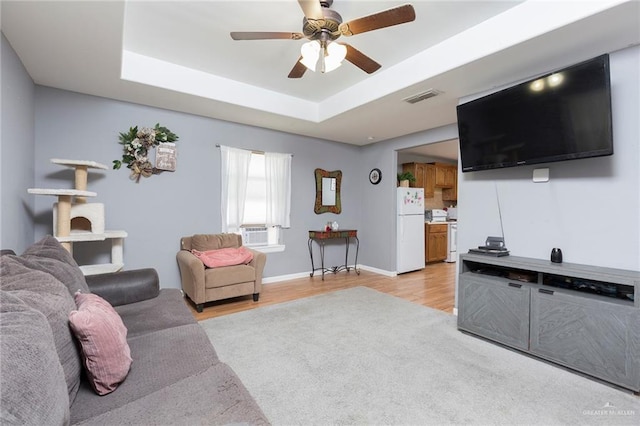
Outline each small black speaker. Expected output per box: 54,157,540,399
551,248,563,263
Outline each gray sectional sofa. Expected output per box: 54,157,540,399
0,236,269,425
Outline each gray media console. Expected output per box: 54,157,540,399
458,253,640,392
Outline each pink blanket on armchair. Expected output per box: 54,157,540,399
191,247,254,268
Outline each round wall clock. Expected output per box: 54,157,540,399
369,168,382,185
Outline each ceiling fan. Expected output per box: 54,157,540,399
230,0,416,78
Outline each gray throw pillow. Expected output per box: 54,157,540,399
0,255,83,404
0,291,70,425
21,235,90,294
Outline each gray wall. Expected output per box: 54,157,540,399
33,87,361,288
4,29,638,293
356,45,640,282
1,33,35,253
456,46,640,272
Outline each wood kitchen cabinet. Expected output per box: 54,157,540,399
442,168,457,201
424,164,435,198
402,163,435,198
425,223,448,263
433,163,456,188
427,162,457,201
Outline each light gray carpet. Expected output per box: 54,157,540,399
200,287,639,425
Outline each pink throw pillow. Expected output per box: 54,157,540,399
191,247,254,268
68,292,132,395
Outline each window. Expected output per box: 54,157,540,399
243,153,266,225
242,153,279,249
220,146,291,252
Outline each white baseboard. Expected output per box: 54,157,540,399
263,264,396,284
357,264,396,277
262,271,310,284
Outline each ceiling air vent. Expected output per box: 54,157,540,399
403,89,443,104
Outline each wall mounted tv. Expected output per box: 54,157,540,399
457,54,613,173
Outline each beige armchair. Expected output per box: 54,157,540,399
177,233,266,313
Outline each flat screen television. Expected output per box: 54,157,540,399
457,54,613,173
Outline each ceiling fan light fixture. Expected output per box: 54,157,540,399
300,40,346,73
322,58,342,73
300,41,321,71
323,42,347,73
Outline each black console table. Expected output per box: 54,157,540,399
308,230,360,280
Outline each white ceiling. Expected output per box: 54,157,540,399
2,1,639,147
400,138,459,161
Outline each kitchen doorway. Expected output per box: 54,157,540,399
397,139,460,306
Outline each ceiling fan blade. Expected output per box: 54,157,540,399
288,58,307,79
230,32,304,41
344,44,381,74
340,4,416,36
297,0,323,20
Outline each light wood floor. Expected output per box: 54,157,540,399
187,262,457,321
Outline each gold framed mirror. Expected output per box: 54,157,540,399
314,168,341,214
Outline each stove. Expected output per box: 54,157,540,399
425,209,448,222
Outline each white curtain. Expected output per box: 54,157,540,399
265,151,292,228
220,145,251,233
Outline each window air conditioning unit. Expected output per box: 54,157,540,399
241,227,269,246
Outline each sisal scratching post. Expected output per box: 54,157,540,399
50,159,108,204
74,165,89,203
56,195,72,252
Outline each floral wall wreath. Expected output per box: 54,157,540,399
113,123,179,182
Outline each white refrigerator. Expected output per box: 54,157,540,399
396,187,425,273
